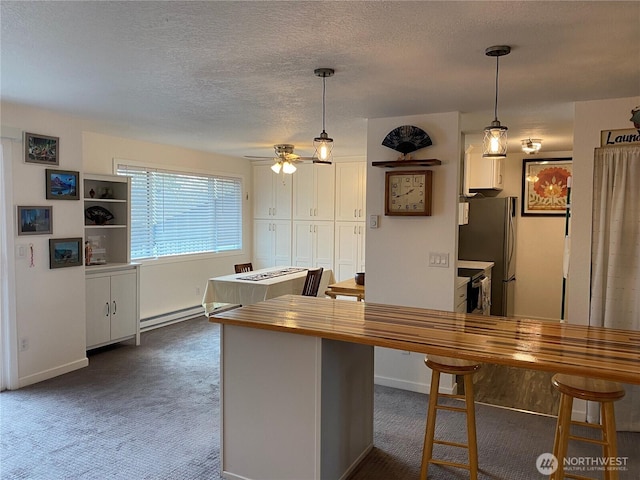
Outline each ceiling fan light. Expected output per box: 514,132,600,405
271,162,282,174
521,138,542,154
483,122,508,158
282,161,297,174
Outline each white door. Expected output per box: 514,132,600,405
110,272,137,340
292,222,314,267
334,222,359,281
313,164,335,220
314,222,335,270
253,165,273,219
86,275,112,347
273,220,292,266
292,164,315,220
253,219,275,269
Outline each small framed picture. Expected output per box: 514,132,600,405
24,132,59,166
17,206,53,235
49,237,83,269
46,169,79,200
522,158,573,216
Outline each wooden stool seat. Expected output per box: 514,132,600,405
421,355,481,480
551,374,625,480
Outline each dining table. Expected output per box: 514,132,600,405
209,294,640,480
324,277,365,301
201,266,334,314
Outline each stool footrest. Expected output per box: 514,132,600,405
434,439,468,449
568,434,607,446
428,458,471,471
435,404,466,413
564,474,595,480
571,420,604,431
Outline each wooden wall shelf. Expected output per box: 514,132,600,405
372,159,442,168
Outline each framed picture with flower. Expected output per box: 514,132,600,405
521,158,572,216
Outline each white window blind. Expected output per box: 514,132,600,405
116,163,242,260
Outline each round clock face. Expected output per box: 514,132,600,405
385,170,432,216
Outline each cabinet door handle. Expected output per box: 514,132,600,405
354,209,357,218
272,207,276,216
359,209,362,218
106,302,110,316
314,225,317,233
112,301,117,315
310,225,313,233
359,226,362,234
354,226,357,234
314,208,318,217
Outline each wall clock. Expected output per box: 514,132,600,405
385,170,433,216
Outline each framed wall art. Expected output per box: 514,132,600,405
24,132,59,165
521,158,572,216
17,206,53,235
49,237,83,269
46,169,79,200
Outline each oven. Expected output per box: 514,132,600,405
458,268,486,314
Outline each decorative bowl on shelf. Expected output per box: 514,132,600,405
355,272,365,286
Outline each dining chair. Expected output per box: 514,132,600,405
301,268,323,297
234,262,253,274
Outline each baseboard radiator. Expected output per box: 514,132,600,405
140,305,204,332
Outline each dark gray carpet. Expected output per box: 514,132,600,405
1,316,638,479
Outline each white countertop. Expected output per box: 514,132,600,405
458,260,495,271
456,276,470,288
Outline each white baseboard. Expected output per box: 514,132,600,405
18,357,89,389
374,374,456,395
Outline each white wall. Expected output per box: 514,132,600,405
2,103,88,387
569,96,640,326
1,102,252,388
82,132,252,320
366,112,461,393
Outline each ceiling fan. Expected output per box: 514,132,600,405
245,144,330,174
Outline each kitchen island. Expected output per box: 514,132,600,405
210,294,640,480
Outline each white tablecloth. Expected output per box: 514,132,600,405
202,266,334,314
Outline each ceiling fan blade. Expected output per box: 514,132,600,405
244,155,275,159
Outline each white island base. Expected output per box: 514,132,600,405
221,324,374,480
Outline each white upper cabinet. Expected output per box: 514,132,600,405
335,162,366,221
293,163,335,221
253,164,292,219
467,154,504,191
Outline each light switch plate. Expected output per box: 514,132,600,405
369,214,379,229
428,252,449,268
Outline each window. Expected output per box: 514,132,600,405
116,163,242,260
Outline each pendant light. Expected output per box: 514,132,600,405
521,138,542,155
313,68,335,164
483,46,511,158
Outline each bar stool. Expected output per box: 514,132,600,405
421,355,482,480
551,374,626,480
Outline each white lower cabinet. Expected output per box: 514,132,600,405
334,222,365,282
253,219,292,270
86,265,140,349
292,221,334,270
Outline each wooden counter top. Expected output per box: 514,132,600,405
211,295,640,385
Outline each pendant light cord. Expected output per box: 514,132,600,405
493,56,500,122
321,75,327,132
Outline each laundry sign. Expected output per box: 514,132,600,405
601,128,640,146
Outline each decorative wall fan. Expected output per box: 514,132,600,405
382,125,433,159
245,144,324,174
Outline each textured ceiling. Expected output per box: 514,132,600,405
2,1,639,159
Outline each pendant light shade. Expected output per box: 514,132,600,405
313,68,335,164
483,46,511,158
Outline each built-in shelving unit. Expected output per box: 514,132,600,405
83,174,130,266
372,159,442,168
83,173,139,350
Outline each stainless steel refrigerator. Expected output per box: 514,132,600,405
458,196,517,317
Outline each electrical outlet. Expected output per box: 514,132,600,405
369,214,379,229
19,337,29,352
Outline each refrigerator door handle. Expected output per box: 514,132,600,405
503,275,516,283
